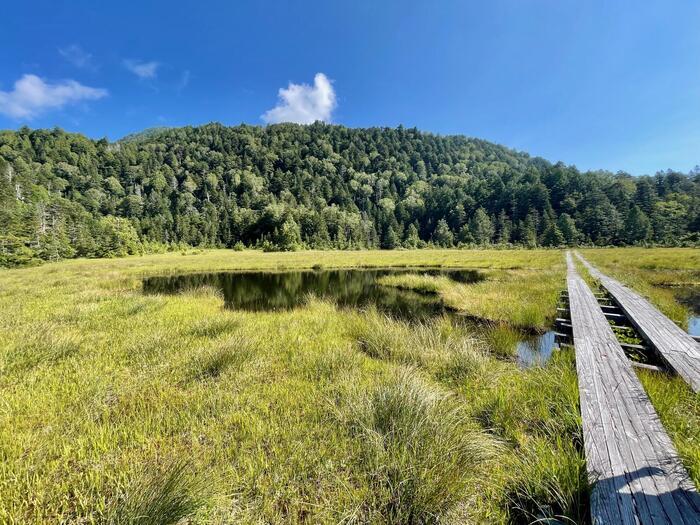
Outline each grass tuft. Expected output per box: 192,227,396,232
636,369,700,484
186,334,253,382
505,436,589,524
106,460,206,525
179,284,224,302
343,368,499,523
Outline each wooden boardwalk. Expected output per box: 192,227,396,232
566,252,700,524
575,252,700,393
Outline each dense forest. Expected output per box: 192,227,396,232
1,122,698,267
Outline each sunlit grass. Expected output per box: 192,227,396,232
377,273,454,295
580,247,700,327
378,267,564,330
106,460,206,525
0,248,589,523
336,368,500,523
636,370,700,485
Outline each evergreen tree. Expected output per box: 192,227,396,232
403,223,420,248
541,220,565,247
521,213,539,248
635,178,657,215
457,223,473,245
624,205,652,245
557,213,579,246
433,219,454,247
382,225,399,249
468,208,494,245
495,210,512,244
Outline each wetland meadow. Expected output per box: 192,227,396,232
1,248,698,524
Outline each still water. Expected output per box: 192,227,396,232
143,267,557,365
675,287,700,337
143,268,483,320
516,331,559,368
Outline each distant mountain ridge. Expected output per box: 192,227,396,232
0,122,698,266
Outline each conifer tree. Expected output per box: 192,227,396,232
433,219,454,247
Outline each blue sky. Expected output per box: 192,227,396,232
1,0,699,175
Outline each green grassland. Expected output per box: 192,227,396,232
580,247,700,327
0,248,696,524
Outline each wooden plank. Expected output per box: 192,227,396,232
566,251,700,524
575,252,700,393
620,342,649,352
601,304,622,311
632,362,667,373
604,312,626,320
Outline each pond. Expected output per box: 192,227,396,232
143,268,483,320
675,287,700,337
143,267,558,366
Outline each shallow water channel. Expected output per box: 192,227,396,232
143,267,557,365
516,331,559,368
675,287,700,336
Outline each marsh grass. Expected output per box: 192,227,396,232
0,249,597,523
185,334,254,382
479,324,527,360
187,317,240,338
1,325,82,375
377,268,563,330
504,436,589,524
106,460,206,525
340,368,500,524
179,284,225,302
471,352,581,445
350,310,489,379
580,248,698,327
376,273,453,294
305,344,365,382
637,370,700,484
466,351,587,523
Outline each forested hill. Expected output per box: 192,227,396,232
1,122,698,266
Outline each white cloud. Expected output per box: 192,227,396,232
0,74,107,119
124,59,159,79
59,44,94,69
262,72,336,124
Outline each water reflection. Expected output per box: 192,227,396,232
143,268,482,321
516,331,559,368
674,287,700,336
143,267,560,366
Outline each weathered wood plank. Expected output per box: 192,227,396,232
575,252,700,393
566,251,700,524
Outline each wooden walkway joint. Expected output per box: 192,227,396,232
575,252,700,393
566,252,700,524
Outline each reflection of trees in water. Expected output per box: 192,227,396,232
143,269,480,320
675,287,700,315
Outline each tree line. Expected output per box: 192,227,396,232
1,122,698,266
